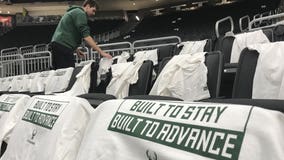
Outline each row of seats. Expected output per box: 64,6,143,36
0,36,284,160
0,93,283,159
77,40,222,107
213,23,284,97
0,66,83,95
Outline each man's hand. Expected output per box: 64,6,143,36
76,49,86,58
100,51,112,59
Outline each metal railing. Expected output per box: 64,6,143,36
0,36,182,77
23,51,52,74
0,47,19,56
91,41,132,62
133,36,181,52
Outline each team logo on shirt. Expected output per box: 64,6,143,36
146,150,157,160
27,129,37,145
31,129,37,140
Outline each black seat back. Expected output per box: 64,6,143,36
214,35,235,64
262,28,274,42
205,51,223,98
273,24,284,42
204,39,213,52
129,60,153,95
88,61,113,93
65,66,84,91
157,45,176,61
232,48,259,98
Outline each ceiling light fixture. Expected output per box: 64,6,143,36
135,15,140,21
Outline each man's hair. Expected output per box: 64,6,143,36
83,0,99,9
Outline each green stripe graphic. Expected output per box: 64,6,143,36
22,109,59,129
108,112,244,160
0,102,15,112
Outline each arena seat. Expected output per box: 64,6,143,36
273,24,284,41
76,99,284,160
160,51,223,99
0,95,93,160
126,51,223,101
232,48,258,98
64,66,84,92
225,42,284,99
79,60,153,108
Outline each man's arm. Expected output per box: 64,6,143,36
84,36,112,59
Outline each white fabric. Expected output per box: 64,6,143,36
97,58,113,85
0,78,5,91
113,51,130,64
76,99,284,160
247,42,284,99
0,94,30,149
30,70,55,93
230,30,270,63
9,75,26,92
1,95,94,160
60,62,93,96
134,49,158,65
150,53,210,101
45,67,74,94
75,60,93,67
106,60,144,98
1,77,14,92
178,40,207,55
19,72,40,92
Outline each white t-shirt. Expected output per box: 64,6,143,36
230,30,269,63
0,78,7,91
150,53,210,101
178,40,207,55
1,95,94,160
1,77,14,92
76,99,284,160
45,67,74,94
0,94,30,147
19,72,40,92
60,62,93,96
134,49,158,65
97,58,113,85
30,70,55,93
9,75,24,92
113,51,130,64
248,42,284,99
106,60,144,98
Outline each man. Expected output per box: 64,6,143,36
51,0,112,69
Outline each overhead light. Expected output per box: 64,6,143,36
192,1,208,7
150,8,164,16
216,0,235,5
261,5,267,9
7,11,10,14
123,35,131,39
133,2,136,5
0,11,2,13
173,28,179,31
135,15,140,21
171,4,187,11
